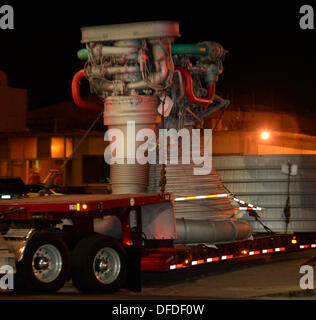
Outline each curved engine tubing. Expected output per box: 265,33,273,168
71,69,103,111
175,65,215,107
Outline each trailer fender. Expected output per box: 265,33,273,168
3,228,35,262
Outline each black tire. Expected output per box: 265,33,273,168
71,234,127,294
15,231,71,293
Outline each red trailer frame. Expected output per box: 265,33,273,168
1,192,316,293
0,193,172,247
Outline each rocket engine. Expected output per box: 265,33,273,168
72,21,252,245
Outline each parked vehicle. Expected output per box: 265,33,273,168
0,177,26,200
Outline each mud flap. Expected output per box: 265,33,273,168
123,246,142,292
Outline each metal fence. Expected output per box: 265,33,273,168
213,155,316,233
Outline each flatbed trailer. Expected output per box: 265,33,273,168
0,192,316,294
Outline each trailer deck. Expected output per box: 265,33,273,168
0,193,173,219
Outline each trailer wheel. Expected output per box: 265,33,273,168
71,234,127,293
15,231,71,293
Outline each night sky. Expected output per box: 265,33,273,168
1,1,315,115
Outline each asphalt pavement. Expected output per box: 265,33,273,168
1,249,316,300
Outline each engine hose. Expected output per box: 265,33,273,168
175,66,215,106
71,69,103,111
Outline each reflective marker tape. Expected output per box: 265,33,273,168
261,249,274,254
221,255,233,260
175,194,263,212
249,250,261,255
234,207,262,211
232,197,262,210
207,257,220,262
171,244,293,270
175,194,229,202
192,259,206,265
300,245,310,249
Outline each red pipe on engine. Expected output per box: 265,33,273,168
72,69,103,111
175,66,215,107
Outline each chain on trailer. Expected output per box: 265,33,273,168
158,93,167,197
222,185,274,234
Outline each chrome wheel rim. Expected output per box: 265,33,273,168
32,244,62,283
93,247,121,284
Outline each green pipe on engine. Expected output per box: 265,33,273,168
77,43,209,61
77,48,89,60
171,44,209,56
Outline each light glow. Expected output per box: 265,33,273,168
261,131,270,140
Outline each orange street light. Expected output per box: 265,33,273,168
261,131,270,140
